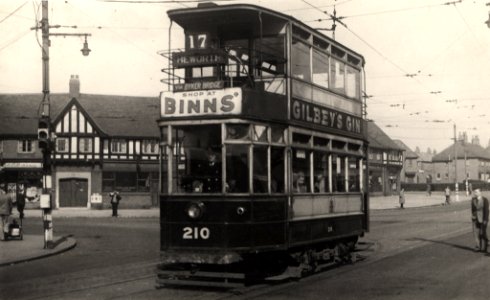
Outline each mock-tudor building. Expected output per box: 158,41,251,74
367,122,404,196
394,139,419,184
0,76,160,209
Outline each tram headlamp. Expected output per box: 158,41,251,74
236,206,246,215
186,201,205,219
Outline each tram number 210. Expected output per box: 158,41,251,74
182,227,210,240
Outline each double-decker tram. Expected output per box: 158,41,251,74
157,2,368,287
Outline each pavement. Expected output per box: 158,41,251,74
0,191,473,268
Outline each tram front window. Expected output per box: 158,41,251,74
172,125,222,193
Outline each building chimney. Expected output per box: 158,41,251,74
69,75,80,99
472,135,480,145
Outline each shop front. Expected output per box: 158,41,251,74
0,162,43,206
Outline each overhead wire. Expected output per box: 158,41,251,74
0,1,28,24
65,1,165,64
0,29,31,52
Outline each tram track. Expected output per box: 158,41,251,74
0,260,159,299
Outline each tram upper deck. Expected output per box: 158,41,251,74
161,3,366,140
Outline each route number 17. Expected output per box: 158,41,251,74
188,34,207,49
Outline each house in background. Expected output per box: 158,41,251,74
0,75,160,209
394,139,419,184
431,134,490,186
367,122,404,196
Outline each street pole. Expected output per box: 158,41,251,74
454,124,459,202
41,0,54,249
34,0,92,249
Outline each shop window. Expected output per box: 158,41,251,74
137,172,151,192
18,140,34,153
102,171,153,193
115,172,137,192
102,172,115,192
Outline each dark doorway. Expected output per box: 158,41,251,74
59,178,88,207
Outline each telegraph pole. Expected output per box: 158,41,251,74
453,124,459,202
32,0,92,249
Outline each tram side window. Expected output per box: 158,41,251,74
292,149,310,193
253,146,268,193
291,40,311,82
332,154,346,192
313,151,329,193
348,157,361,192
346,65,360,99
312,49,329,89
226,144,249,193
255,36,286,76
271,147,285,193
330,58,345,95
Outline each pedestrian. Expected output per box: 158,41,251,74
444,186,451,205
109,191,121,217
0,190,15,241
399,188,405,209
17,192,25,219
471,189,489,253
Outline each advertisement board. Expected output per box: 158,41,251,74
161,88,242,118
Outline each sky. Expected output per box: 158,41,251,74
1,0,490,153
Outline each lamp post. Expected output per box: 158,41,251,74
32,0,92,249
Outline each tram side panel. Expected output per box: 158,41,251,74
288,193,365,247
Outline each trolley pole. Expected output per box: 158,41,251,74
32,0,92,249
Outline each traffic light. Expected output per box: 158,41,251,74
38,117,50,150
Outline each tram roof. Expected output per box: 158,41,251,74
167,3,365,66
